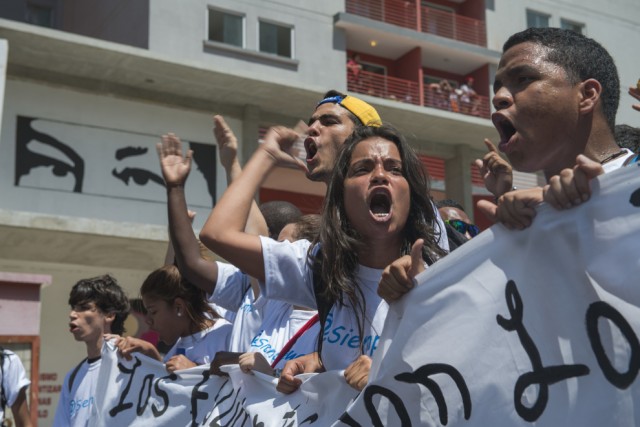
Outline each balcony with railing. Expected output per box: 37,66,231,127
347,70,421,106
348,70,491,119
345,0,486,47
423,83,491,118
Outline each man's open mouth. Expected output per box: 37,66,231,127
492,113,516,146
304,138,318,161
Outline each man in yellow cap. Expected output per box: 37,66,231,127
269,90,449,394
304,90,381,183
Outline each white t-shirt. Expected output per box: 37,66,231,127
261,237,389,371
0,349,30,420
603,148,636,173
209,301,235,324
272,318,321,370
248,304,318,366
211,262,266,352
163,319,232,365
214,261,320,364
53,357,101,427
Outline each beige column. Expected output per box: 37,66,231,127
444,144,474,221
240,104,261,166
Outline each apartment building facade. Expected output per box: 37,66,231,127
0,0,637,425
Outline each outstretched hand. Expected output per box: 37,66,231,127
157,133,193,187
474,139,513,198
213,115,239,171
378,239,425,303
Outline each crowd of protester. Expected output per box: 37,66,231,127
1,27,635,427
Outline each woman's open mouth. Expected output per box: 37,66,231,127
369,191,392,221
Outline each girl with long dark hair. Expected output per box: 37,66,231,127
201,124,444,386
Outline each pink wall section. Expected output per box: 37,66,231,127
0,273,50,335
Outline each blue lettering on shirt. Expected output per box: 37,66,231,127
322,312,380,356
238,302,254,313
69,396,94,418
249,331,279,362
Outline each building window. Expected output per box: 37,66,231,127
26,3,53,27
208,8,244,48
526,10,550,28
560,19,584,34
259,20,293,58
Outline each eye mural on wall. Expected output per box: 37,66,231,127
14,116,217,207
16,116,85,193
112,146,166,188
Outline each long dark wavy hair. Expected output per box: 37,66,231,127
310,124,446,360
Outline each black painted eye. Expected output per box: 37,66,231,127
112,167,164,187
630,188,640,207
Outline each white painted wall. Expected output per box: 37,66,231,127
148,0,348,93
1,79,246,231
486,0,640,126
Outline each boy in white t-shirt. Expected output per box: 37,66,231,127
53,275,130,427
0,347,32,427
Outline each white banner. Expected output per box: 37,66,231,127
337,164,640,426
95,165,640,426
94,340,358,426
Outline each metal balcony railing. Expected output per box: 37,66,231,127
423,84,491,118
420,7,486,46
347,70,420,107
348,70,491,119
346,0,486,47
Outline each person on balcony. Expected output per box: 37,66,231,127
459,77,480,116
428,79,457,111
346,54,363,89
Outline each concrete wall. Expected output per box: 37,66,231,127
148,0,347,93
1,79,246,231
0,76,251,424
